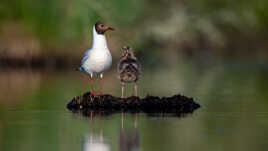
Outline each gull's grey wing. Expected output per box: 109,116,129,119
81,49,92,65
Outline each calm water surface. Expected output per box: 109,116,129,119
1,63,268,151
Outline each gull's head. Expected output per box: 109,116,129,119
121,46,135,59
95,21,115,35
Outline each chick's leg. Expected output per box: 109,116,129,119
99,74,103,95
134,83,138,97
121,83,125,98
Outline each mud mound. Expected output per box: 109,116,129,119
67,92,200,116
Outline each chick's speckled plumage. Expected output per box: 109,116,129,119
117,46,141,83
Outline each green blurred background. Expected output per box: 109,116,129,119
1,0,268,151
1,0,268,64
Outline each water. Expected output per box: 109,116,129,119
1,63,268,151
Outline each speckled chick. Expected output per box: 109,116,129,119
117,46,141,98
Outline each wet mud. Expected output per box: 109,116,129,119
67,92,200,117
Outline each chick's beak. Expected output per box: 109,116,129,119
120,53,128,59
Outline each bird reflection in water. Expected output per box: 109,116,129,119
119,113,141,151
82,112,111,151
82,112,141,151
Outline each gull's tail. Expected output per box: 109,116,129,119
75,67,82,72
77,66,90,75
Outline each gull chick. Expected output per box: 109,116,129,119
117,46,141,98
79,21,114,96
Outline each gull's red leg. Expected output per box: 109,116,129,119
89,74,98,96
99,74,103,95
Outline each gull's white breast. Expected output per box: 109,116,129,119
82,48,112,75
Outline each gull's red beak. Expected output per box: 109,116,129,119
107,27,115,31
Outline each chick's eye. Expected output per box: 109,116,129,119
100,24,104,27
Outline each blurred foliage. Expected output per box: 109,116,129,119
0,0,145,45
0,0,268,63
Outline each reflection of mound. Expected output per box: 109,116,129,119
67,92,200,116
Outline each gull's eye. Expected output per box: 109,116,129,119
100,24,104,28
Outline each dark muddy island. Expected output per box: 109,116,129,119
67,92,200,116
